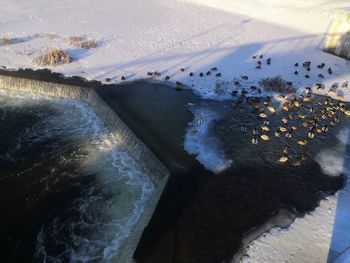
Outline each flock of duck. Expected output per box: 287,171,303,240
237,89,350,165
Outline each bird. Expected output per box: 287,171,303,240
259,112,268,118
241,125,247,133
321,125,328,132
267,106,276,113
297,140,308,146
308,129,315,139
278,154,289,163
261,125,270,132
252,127,259,135
261,134,270,141
252,136,259,144
282,116,288,124
286,130,293,139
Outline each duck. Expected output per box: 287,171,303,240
291,126,298,131
297,140,308,146
275,129,281,138
261,125,270,132
263,119,270,126
261,134,270,141
321,124,328,132
292,159,302,166
283,146,289,154
308,129,315,139
252,136,259,145
267,106,276,113
278,154,289,163
252,127,259,135
259,112,268,118
286,130,293,139
282,105,289,111
282,116,288,124
279,126,288,133
241,125,247,133
334,116,340,123
345,110,350,116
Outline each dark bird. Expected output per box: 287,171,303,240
211,67,217,71
328,67,333,75
215,73,221,77
199,72,204,77
121,76,126,81
267,58,271,65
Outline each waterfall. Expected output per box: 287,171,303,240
0,73,169,263
0,74,169,184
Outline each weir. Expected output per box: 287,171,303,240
0,73,170,263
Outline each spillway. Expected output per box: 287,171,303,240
0,73,169,263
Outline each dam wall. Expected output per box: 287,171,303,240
0,73,170,263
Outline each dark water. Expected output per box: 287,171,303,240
95,83,347,263
0,91,153,263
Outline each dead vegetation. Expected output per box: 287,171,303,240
68,36,97,49
33,48,73,66
259,75,296,94
0,37,13,46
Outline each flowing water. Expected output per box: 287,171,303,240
0,90,153,263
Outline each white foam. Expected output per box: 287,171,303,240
0,92,153,262
184,106,232,173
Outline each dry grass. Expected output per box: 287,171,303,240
259,76,296,94
68,36,97,49
33,48,73,66
0,37,13,46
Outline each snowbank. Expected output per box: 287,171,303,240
0,0,350,100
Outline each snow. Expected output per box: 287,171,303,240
184,105,233,173
1,0,350,262
0,0,350,100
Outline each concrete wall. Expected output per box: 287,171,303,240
324,9,350,60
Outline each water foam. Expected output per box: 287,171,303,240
0,90,154,262
184,105,232,173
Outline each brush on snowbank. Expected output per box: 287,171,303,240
33,48,73,66
68,36,97,49
259,76,296,94
0,37,13,46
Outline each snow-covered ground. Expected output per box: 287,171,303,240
0,0,350,99
1,0,350,262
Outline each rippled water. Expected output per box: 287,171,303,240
0,91,153,262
